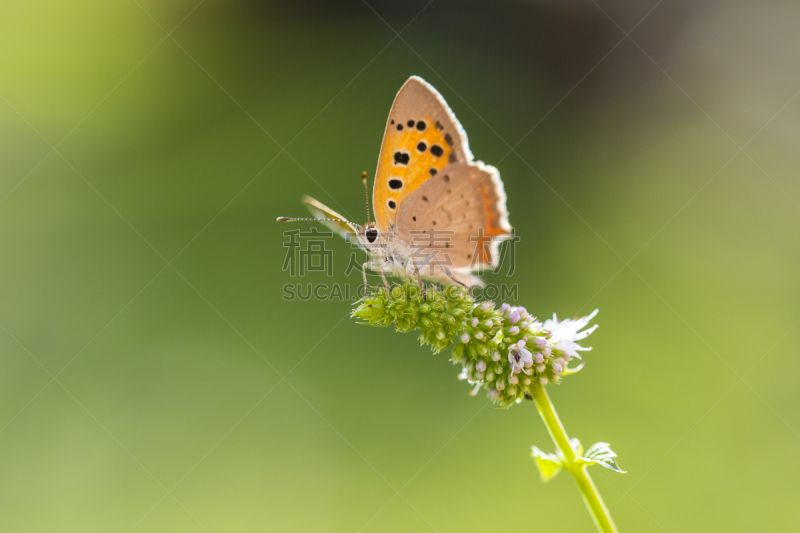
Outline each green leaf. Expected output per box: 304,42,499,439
577,442,626,473
531,446,564,482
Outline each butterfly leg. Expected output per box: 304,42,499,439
404,253,427,301
443,267,469,289
379,269,392,299
363,262,391,299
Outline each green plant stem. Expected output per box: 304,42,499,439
531,383,618,533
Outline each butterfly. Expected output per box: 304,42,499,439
278,76,512,288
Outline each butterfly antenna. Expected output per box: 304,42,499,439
361,171,371,223
276,217,346,223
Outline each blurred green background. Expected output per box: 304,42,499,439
2,0,799,531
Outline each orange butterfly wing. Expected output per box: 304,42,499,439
372,76,472,233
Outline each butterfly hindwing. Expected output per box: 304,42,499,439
395,162,512,285
373,76,472,233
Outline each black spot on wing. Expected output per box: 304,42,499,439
429,168,437,176
417,142,427,152
444,133,454,146
388,200,396,209
397,124,403,131
435,120,444,131
416,120,426,131
430,145,444,157
393,151,410,165
407,119,415,128
443,174,450,182
388,179,402,190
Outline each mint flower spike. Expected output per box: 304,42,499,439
351,283,598,408
352,282,621,532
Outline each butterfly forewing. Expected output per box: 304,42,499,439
301,195,359,239
373,76,472,233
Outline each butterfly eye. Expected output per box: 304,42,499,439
366,227,379,243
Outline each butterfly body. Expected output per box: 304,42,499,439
362,227,419,280
281,76,512,287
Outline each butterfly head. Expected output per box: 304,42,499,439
358,222,382,250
